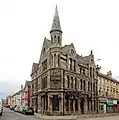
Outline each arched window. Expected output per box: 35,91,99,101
83,80,86,91
54,54,56,67
80,79,82,90
67,75,70,88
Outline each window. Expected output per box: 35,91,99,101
75,78,77,89
93,83,95,92
58,54,60,67
67,76,70,88
90,67,92,78
83,69,85,75
54,35,56,39
51,36,53,42
80,79,82,90
71,77,73,88
58,36,60,43
83,80,86,91
52,95,59,111
80,68,82,74
74,60,76,71
43,48,45,53
69,58,72,70
91,82,92,92
88,81,90,91
54,54,56,67
42,59,47,72
93,68,95,78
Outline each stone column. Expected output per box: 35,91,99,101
78,99,81,114
73,99,75,114
68,99,71,114
47,71,50,89
60,93,64,115
61,70,63,89
47,94,50,115
84,98,88,114
92,99,94,111
49,94,52,115
38,95,41,113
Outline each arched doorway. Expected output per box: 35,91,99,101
80,98,84,114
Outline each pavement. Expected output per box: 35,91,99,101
34,112,119,120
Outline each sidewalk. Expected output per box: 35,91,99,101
34,112,119,120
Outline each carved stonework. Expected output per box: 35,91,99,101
50,80,61,88
50,69,61,81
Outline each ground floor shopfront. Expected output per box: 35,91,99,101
98,98,119,113
32,91,98,116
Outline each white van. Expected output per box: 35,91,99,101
0,101,3,116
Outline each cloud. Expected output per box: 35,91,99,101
0,80,21,99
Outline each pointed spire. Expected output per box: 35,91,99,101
50,5,62,34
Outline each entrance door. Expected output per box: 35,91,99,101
80,99,84,114
52,95,59,111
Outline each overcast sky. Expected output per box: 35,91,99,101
0,0,119,98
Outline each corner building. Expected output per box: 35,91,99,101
31,6,98,115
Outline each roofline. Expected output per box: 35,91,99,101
98,72,119,83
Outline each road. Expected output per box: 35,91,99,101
1,107,119,120
0,107,37,120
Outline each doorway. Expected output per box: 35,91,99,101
80,99,84,114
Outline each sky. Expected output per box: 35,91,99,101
0,0,119,98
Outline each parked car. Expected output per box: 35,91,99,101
9,105,14,110
19,106,25,113
6,105,10,108
14,106,20,112
0,101,3,116
22,107,34,115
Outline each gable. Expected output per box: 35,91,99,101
40,38,51,56
62,43,76,57
31,63,38,74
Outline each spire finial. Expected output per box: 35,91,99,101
91,50,93,55
50,5,62,34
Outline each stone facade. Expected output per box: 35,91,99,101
30,5,99,115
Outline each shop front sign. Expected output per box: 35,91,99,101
99,98,107,103
113,100,117,105
107,99,113,105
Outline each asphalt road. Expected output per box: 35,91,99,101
0,107,37,120
1,107,119,120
